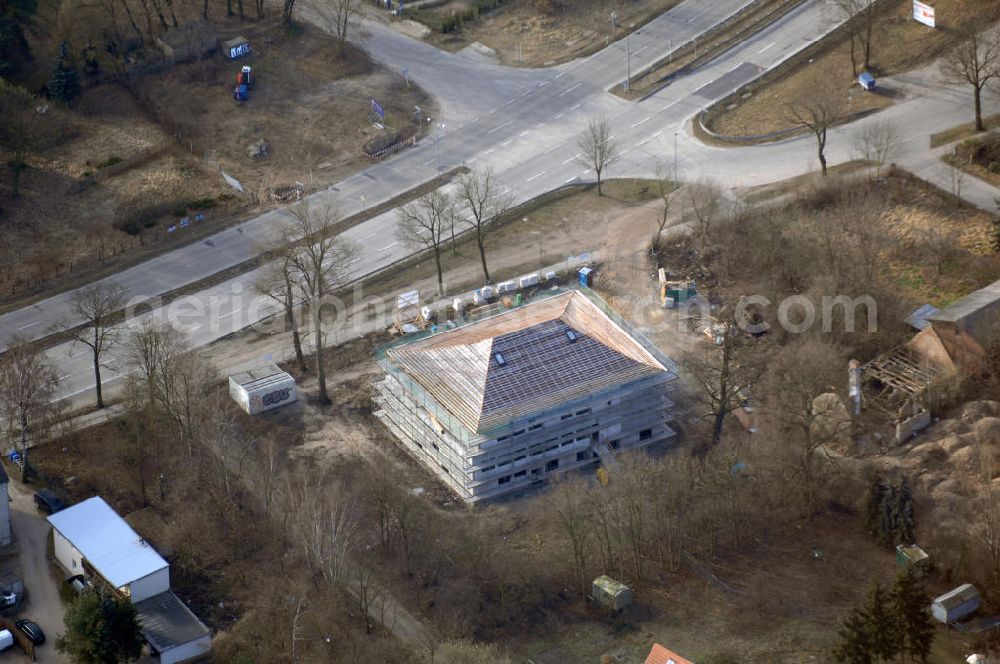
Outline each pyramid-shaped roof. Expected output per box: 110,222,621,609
386,291,667,433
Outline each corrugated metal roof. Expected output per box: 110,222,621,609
135,590,210,651
386,291,668,434
47,497,168,588
934,583,979,610
905,304,940,331
926,279,1000,324
229,362,289,389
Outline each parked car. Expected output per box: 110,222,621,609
33,489,65,515
14,619,44,646
0,629,12,651
0,590,17,607
67,575,88,594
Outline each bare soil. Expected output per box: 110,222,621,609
705,0,1000,138
406,0,681,67
945,130,1000,188
0,17,435,312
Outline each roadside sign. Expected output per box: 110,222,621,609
913,0,935,28
371,98,385,120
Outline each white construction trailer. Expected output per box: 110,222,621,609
228,362,297,415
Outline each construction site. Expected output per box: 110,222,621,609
373,286,678,501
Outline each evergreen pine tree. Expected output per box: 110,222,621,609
47,41,80,104
865,584,901,662
892,568,935,663
878,482,897,547
833,605,875,664
863,475,885,536
895,477,916,545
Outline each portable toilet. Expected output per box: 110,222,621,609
234,84,248,102
578,266,594,287
858,71,876,91
240,65,253,88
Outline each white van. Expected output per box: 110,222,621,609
0,628,14,651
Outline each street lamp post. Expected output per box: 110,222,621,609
673,129,679,178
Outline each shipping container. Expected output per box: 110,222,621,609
228,363,297,415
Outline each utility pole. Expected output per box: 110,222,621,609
674,129,679,177
625,33,631,92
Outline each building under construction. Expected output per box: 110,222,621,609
373,287,678,502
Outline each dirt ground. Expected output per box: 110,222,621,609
946,131,1000,188
706,0,1000,138
403,0,681,67
0,15,434,311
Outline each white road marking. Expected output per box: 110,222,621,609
485,148,495,155
69,350,87,358
17,321,39,329
570,103,581,111
631,116,651,128
219,308,240,318
59,374,72,380
423,158,435,166
562,154,581,165
363,231,377,240
634,46,648,55
467,157,477,164
758,41,776,53
379,241,398,251
652,130,663,138
488,120,514,134
633,140,649,149
499,187,511,195
555,112,565,119
348,257,362,264
558,82,583,97
519,131,529,137
727,61,745,72
565,177,577,183
661,100,679,111
526,171,546,182
501,139,513,147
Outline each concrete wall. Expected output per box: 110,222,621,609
127,567,171,604
374,372,677,502
53,529,84,575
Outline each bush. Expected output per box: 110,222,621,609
97,156,122,169
188,197,215,210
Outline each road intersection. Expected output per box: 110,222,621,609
2,0,995,408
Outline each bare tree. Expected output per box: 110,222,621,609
976,436,1000,597
834,0,878,76
0,336,59,481
309,0,359,56
789,97,838,175
397,191,451,296
942,26,1000,132
67,282,126,409
456,168,513,283
548,477,592,594
652,163,675,250
852,119,901,180
680,179,725,250
577,117,619,196
255,253,307,373
285,201,357,405
282,0,297,24
125,316,186,407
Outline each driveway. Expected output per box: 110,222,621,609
8,481,70,663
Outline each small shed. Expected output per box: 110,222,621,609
222,36,251,60
592,575,632,611
858,71,876,91
156,20,217,63
932,583,980,624
896,544,929,572
228,362,297,415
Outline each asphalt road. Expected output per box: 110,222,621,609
2,0,997,409
9,481,71,663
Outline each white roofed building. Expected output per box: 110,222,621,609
47,497,211,664
48,496,169,602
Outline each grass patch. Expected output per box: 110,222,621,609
740,160,871,204
929,113,1000,148
96,155,122,169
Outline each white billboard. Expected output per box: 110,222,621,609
913,1,935,28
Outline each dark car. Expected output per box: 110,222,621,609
32,489,65,515
15,619,44,645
